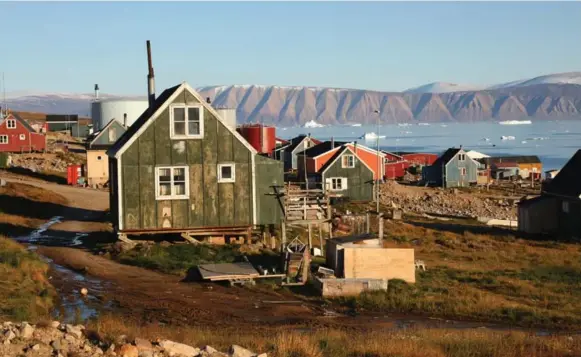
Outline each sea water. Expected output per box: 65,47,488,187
278,120,581,171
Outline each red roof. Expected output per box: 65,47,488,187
275,137,289,145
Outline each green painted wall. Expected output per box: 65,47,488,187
255,154,284,225
119,89,254,231
322,151,373,201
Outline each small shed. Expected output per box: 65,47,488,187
325,234,416,283
85,119,127,187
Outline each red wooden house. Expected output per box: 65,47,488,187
0,113,46,153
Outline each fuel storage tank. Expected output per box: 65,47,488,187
237,124,276,155
91,98,149,131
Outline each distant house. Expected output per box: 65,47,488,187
282,135,321,172
46,114,92,138
317,146,374,201
518,150,581,239
422,148,481,188
85,119,127,187
0,113,46,153
396,152,439,167
383,151,408,179
479,156,542,180
106,82,283,239
490,162,520,180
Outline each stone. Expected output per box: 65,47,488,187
31,344,40,351
118,344,139,357
4,330,16,341
256,354,268,357
50,321,61,329
229,345,255,357
203,345,218,354
65,324,83,339
159,339,200,357
80,288,89,296
20,323,34,339
134,337,153,351
51,339,63,351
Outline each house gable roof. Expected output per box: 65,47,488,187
319,145,374,175
302,141,349,158
107,82,258,159
544,149,581,198
89,119,126,148
284,135,322,153
5,113,36,133
431,148,462,167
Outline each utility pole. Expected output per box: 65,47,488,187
374,109,381,213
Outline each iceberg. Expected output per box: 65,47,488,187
361,132,386,140
351,123,362,127
501,135,516,141
303,120,325,128
498,120,532,125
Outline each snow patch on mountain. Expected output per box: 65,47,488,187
404,82,485,94
489,72,581,89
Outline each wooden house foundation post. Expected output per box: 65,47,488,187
281,221,287,253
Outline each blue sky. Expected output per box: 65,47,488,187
1,1,580,95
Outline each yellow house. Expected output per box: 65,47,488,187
86,119,126,187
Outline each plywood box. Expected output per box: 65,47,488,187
343,247,416,283
314,277,388,297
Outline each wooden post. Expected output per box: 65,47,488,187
378,213,384,244
318,223,323,255
366,211,370,234
307,223,313,250
281,221,287,253
328,222,333,240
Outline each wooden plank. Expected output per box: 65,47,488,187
139,165,156,229
122,165,141,230
203,163,219,226
186,139,202,165
197,262,259,280
189,164,204,226
156,200,172,229
234,163,251,225
217,121,234,162
171,199,188,229
138,125,155,165
219,183,235,226
202,112,218,164
154,110,172,165
171,140,188,165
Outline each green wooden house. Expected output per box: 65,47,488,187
318,146,374,201
106,82,283,238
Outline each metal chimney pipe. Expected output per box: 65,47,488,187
331,137,334,149
206,97,211,104
146,40,155,109
94,84,100,100
123,113,128,128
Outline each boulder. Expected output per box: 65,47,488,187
20,323,34,339
118,344,139,357
134,337,153,351
65,324,83,339
229,345,255,357
159,340,200,356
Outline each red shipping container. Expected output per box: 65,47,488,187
67,164,83,185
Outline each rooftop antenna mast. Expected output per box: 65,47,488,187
2,72,6,118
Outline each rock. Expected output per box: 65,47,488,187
256,354,267,357
139,352,154,357
80,288,89,296
65,324,83,339
159,339,200,356
50,321,60,329
134,337,153,351
229,345,255,357
118,344,139,357
20,323,34,339
31,344,40,351
51,339,63,352
203,345,218,354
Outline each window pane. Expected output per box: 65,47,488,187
188,107,200,122
174,122,186,136
159,183,172,196
221,166,232,179
173,168,185,182
173,108,185,122
159,168,171,182
188,121,200,135
174,182,186,196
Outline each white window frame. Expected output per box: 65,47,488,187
19,134,25,141
155,166,190,200
341,154,355,168
328,177,348,191
458,153,466,161
6,119,16,129
169,103,204,139
0,135,8,144
217,163,236,183
460,167,467,176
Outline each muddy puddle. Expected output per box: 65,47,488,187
16,216,117,324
